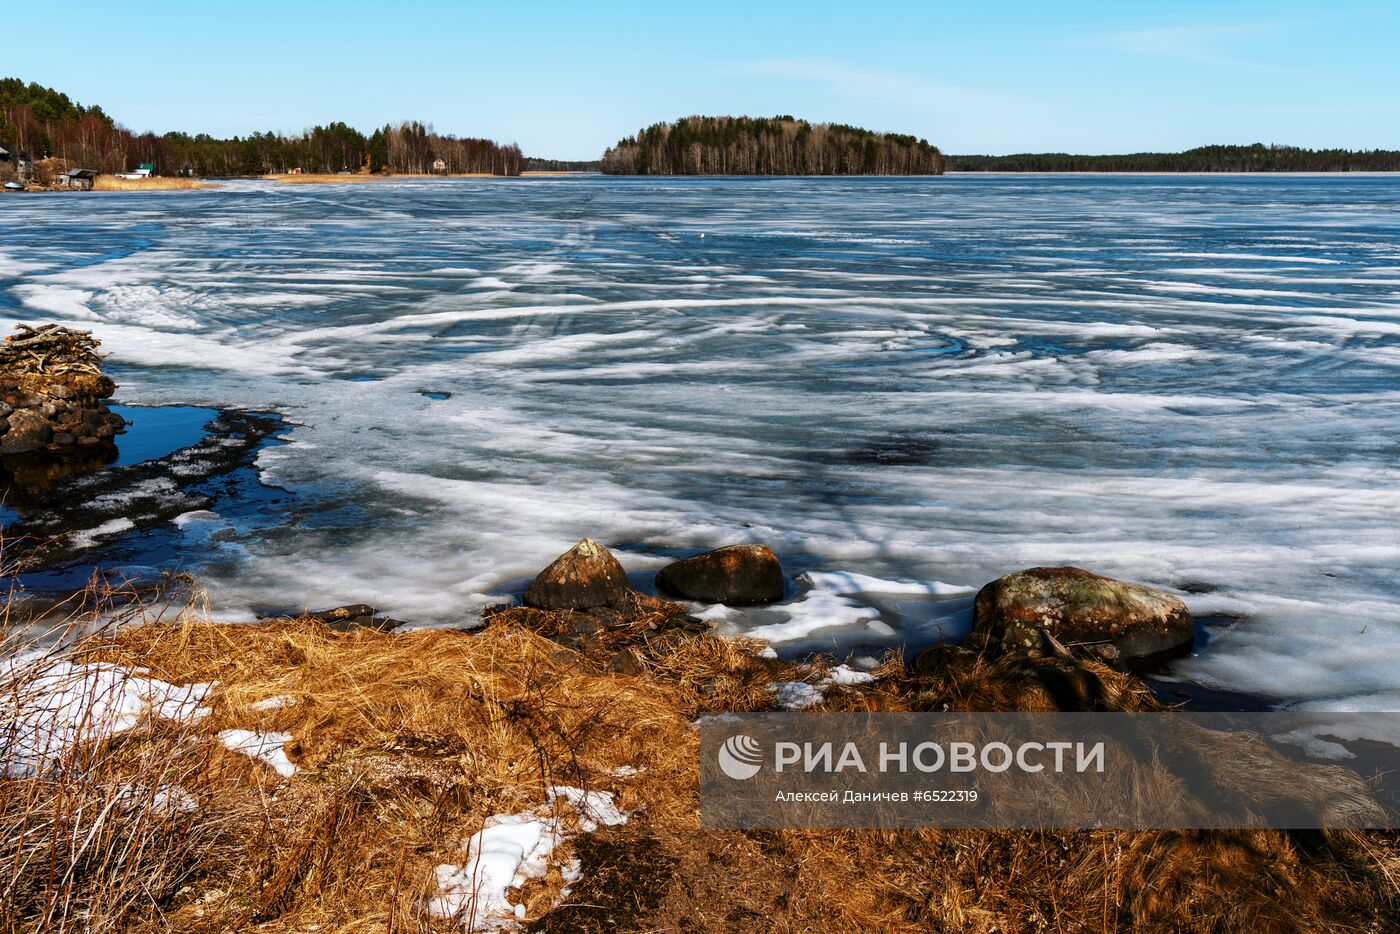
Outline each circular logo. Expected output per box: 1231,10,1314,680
718,734,763,780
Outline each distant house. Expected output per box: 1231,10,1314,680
431,158,448,173
115,162,156,180
117,162,154,179
54,168,98,190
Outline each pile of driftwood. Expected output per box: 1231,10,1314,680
0,323,123,464
0,324,106,377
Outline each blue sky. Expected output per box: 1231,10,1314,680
8,0,1399,159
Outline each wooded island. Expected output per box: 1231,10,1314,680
600,115,947,175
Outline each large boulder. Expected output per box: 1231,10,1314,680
973,566,1192,660
0,409,53,455
523,539,630,610
655,544,784,605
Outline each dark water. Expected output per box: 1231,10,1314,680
3,405,289,598
108,404,217,466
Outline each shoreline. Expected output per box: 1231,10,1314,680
2,554,1394,932
263,171,589,184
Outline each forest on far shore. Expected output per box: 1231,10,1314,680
948,144,1400,172
0,78,523,176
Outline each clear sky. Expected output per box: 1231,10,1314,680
8,0,1399,160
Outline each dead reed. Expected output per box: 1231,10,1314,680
0,584,1395,933
90,177,213,191
262,174,497,185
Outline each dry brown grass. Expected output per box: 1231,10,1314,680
1,593,1397,933
263,173,500,184
91,177,214,191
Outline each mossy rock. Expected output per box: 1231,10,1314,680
524,538,630,610
973,566,1192,660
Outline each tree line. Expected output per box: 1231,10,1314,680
523,157,601,172
947,144,1400,173
600,115,945,175
0,78,522,176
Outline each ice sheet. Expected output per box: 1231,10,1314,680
6,175,1400,709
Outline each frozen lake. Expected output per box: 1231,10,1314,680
3,174,1399,708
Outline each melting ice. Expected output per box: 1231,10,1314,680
3,175,1400,708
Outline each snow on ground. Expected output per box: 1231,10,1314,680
1,653,304,780
431,814,560,930
429,787,629,931
117,782,199,814
249,693,296,712
1,655,212,777
215,729,298,777
546,785,629,832
768,681,825,710
822,664,877,686
765,663,878,711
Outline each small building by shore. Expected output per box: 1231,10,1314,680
0,141,32,183
54,168,97,190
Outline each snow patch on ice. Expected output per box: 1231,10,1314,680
744,589,879,643
68,517,136,549
742,571,973,646
1270,716,1400,761
803,571,974,598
